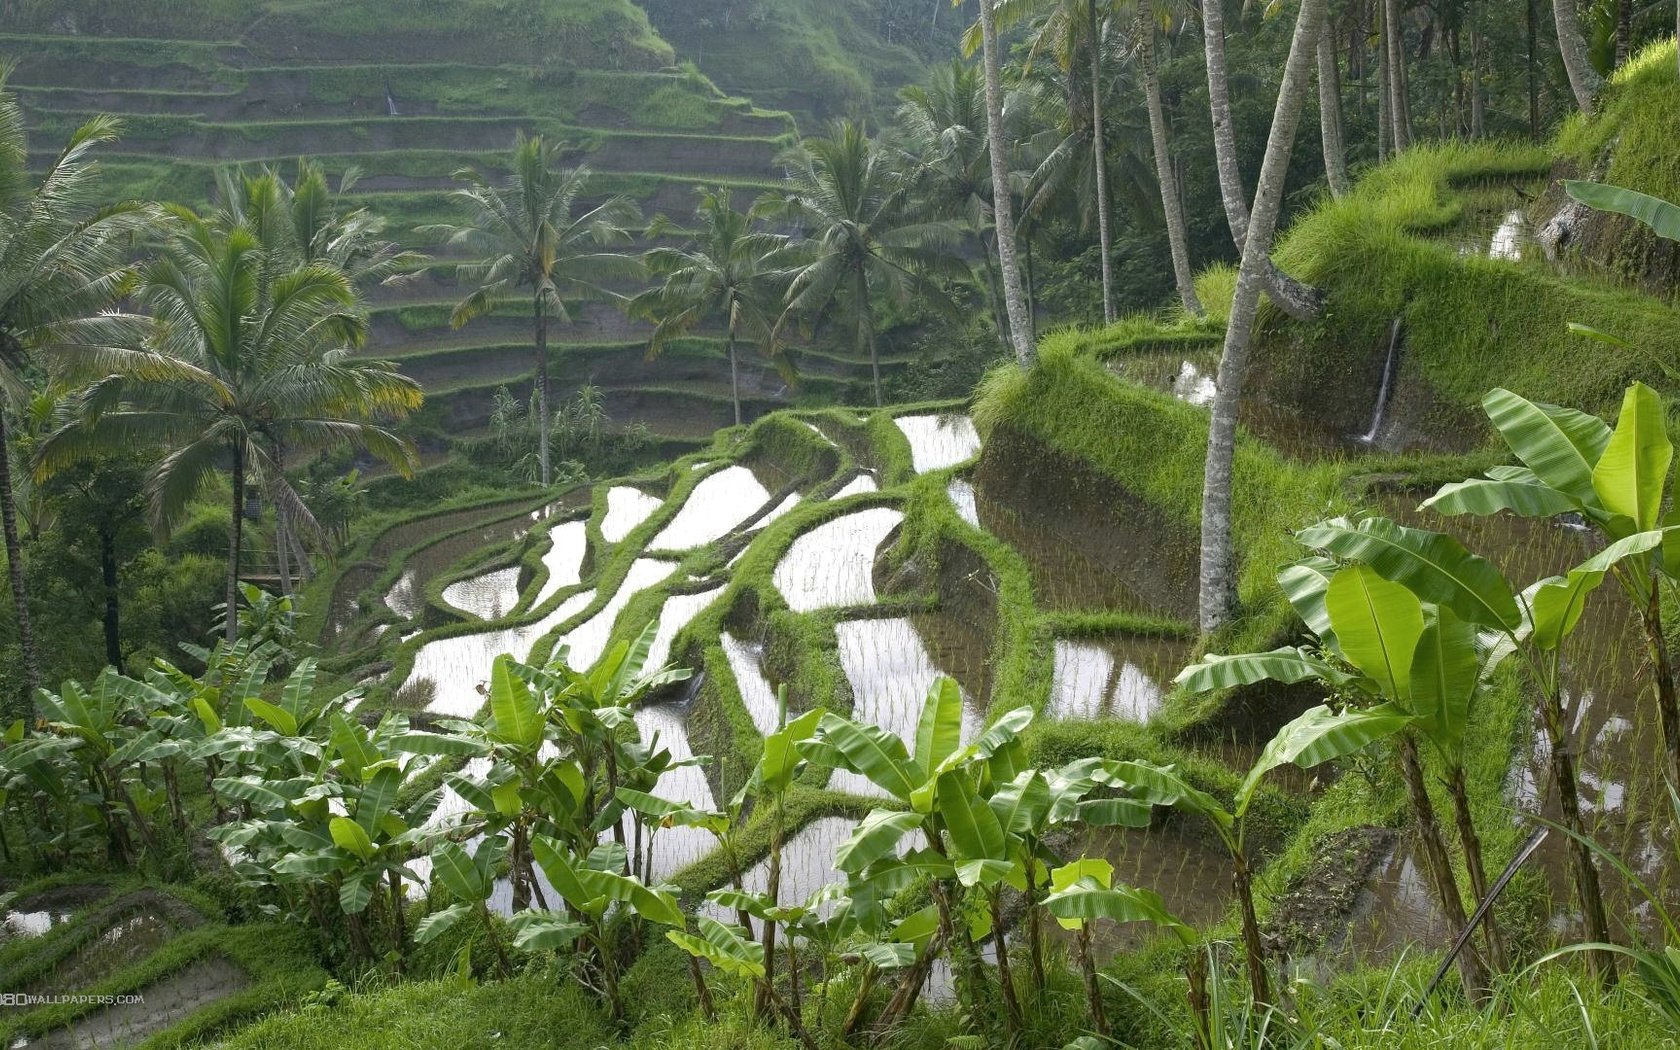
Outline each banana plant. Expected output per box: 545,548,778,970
528,834,684,1022
800,677,1038,1032
1042,857,1197,1042
1424,383,1680,789
34,670,158,865
415,837,517,976
1120,691,1411,1005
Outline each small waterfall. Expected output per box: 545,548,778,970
1360,318,1403,445
384,77,400,117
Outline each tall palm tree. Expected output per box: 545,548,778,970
626,189,787,427
38,210,422,643
1198,0,1327,632
974,0,1039,365
771,121,960,408
895,59,1023,340
985,0,1122,322
426,136,638,486
1552,0,1605,114
0,66,156,709
1198,0,1324,320
1131,0,1203,317
214,160,425,592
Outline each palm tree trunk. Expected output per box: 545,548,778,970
1199,0,1324,320
1376,0,1392,161
0,407,40,709
858,269,882,408
1198,0,1327,632
1317,33,1352,196
1552,0,1605,114
1138,3,1203,318
1088,0,1116,324
1384,0,1412,150
101,527,121,668
1614,0,1630,67
1469,32,1486,138
727,321,742,427
225,440,245,643
977,0,1038,365
534,295,551,487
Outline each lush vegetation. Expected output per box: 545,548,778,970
2,0,1679,1047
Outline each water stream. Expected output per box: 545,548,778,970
1358,319,1403,445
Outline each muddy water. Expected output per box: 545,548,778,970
411,589,597,717
1331,846,1451,963
24,957,250,1049
1379,493,1674,939
973,431,1197,617
1108,352,1219,408
894,414,981,474
647,585,726,670
773,508,903,613
530,520,588,609
1067,824,1234,960
556,559,680,672
1048,636,1194,722
441,567,522,620
649,466,771,550
601,486,664,543
721,632,782,736
831,617,983,797
38,912,181,993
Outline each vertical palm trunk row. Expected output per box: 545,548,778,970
534,296,551,486
224,440,245,643
1317,34,1351,197
1198,0,1327,632
1138,3,1203,318
978,0,1038,365
1552,0,1604,115
1384,0,1412,150
0,408,39,708
1089,0,1116,324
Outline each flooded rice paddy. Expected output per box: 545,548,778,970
601,486,663,543
649,466,771,550
772,507,903,613
441,566,522,620
1047,635,1194,722
530,520,588,609
895,413,981,473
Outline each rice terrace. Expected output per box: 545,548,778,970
0,1,1678,1047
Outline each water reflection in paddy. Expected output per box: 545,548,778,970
629,702,716,884
832,473,878,498
649,466,769,550
441,567,522,620
1048,636,1192,722
1068,824,1233,960
601,486,663,543
895,414,981,473
749,491,802,532
411,588,597,717
832,617,982,797
384,567,420,618
721,632,781,735
946,479,979,527
556,559,679,672
647,585,726,669
530,520,588,609
773,507,902,613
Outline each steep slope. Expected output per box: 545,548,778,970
1,2,896,452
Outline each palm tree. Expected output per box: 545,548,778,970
38,210,422,643
1552,0,1605,114
213,160,425,593
986,0,1121,322
974,0,1039,365
0,66,156,709
426,137,638,486
1198,0,1324,320
1198,0,1328,631
1130,0,1202,317
771,121,960,408
895,59,1025,341
626,189,787,427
